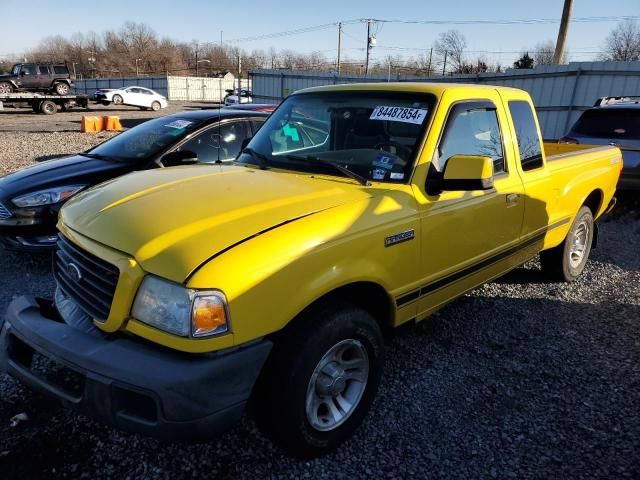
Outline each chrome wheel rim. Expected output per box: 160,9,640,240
0,84,10,94
57,84,69,94
305,339,369,432
113,96,122,105
569,220,589,268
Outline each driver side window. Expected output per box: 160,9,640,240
436,102,505,174
179,121,248,163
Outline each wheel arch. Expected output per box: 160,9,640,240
582,188,604,218
273,281,395,342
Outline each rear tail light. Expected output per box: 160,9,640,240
558,136,579,144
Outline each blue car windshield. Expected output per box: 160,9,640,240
86,116,203,161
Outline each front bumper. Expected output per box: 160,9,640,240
0,204,60,250
0,296,272,441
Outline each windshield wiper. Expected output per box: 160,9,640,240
238,147,269,170
285,155,370,186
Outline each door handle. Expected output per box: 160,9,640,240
506,193,520,207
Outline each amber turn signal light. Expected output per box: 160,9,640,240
192,294,229,337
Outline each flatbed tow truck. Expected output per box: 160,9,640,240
0,92,89,115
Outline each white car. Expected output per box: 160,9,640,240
224,88,252,106
94,86,168,111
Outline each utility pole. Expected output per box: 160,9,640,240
195,43,199,76
364,19,373,76
442,51,447,75
237,52,242,96
337,22,342,74
553,0,573,64
427,48,433,76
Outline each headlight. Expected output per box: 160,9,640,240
12,185,85,208
131,275,229,338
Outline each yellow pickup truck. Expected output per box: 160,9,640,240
1,83,621,456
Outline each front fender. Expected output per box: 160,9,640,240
187,192,421,346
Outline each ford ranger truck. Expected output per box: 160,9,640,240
0,84,621,457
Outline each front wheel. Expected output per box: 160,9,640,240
0,82,13,94
151,101,161,111
541,206,594,282
253,302,384,457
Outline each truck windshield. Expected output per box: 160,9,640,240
237,91,436,183
86,116,204,161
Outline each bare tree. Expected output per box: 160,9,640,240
434,30,467,73
601,19,640,61
533,41,556,65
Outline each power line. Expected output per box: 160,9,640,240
225,15,640,44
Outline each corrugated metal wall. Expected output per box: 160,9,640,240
73,76,251,102
250,62,640,140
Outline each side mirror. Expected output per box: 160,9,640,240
161,150,199,166
427,155,494,195
20,71,26,76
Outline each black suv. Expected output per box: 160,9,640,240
0,63,74,95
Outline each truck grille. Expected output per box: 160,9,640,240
53,234,119,321
0,202,11,219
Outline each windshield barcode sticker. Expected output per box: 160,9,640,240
370,106,428,124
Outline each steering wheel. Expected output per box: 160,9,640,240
373,141,412,158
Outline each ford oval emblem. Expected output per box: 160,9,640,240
67,263,82,282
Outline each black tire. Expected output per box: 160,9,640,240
53,82,70,95
112,94,123,105
540,206,594,282
0,82,13,94
253,302,384,457
151,101,161,111
100,101,110,106
40,100,57,115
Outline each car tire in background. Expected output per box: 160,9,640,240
53,82,70,95
541,205,594,282
40,100,57,115
253,301,384,457
151,101,161,111
0,82,13,94
112,94,123,105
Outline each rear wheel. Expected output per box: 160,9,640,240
53,82,70,95
40,100,57,115
112,94,123,105
0,82,13,94
253,302,384,457
541,206,594,282
151,101,161,111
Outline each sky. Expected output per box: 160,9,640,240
1,0,639,67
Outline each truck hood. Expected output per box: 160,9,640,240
60,165,374,282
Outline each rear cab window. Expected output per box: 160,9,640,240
508,101,544,171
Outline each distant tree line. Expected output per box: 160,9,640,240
1,20,638,78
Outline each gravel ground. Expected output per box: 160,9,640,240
0,126,639,478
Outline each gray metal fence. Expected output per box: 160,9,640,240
250,62,640,140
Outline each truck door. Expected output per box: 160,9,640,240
413,96,525,317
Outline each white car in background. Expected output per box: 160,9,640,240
224,88,252,106
94,86,168,111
